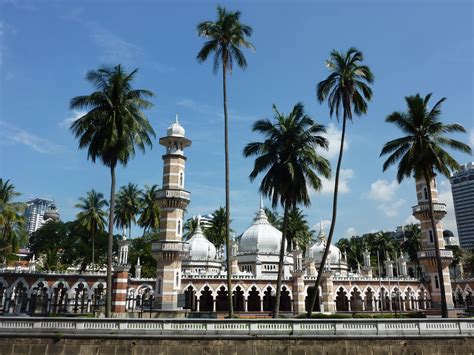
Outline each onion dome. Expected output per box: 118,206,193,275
443,230,459,246
308,222,342,265
239,198,283,254
167,114,185,137
43,204,60,222
187,217,217,260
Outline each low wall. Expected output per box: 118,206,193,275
0,318,473,354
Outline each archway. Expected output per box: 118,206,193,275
335,287,348,311
364,288,374,311
263,286,275,311
199,286,213,312
51,282,68,314
30,281,48,315
280,286,291,312
350,288,363,311
184,286,197,311
232,286,244,312
247,286,261,311
305,287,320,312
216,286,229,312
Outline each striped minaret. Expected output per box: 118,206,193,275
112,238,130,313
412,177,454,312
152,115,191,310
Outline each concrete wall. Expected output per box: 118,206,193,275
0,337,473,355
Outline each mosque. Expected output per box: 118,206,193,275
0,117,472,317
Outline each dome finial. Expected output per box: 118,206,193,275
320,218,324,233
260,194,264,211
175,113,179,123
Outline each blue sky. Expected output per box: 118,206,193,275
1,0,473,241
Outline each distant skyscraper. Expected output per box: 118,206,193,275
25,198,53,234
450,162,474,250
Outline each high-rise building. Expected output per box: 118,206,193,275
24,198,53,234
450,162,474,250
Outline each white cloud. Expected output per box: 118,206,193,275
367,179,399,202
378,198,405,217
312,219,331,233
437,179,458,235
344,227,357,238
321,123,349,160
404,214,418,225
0,121,65,154
317,168,354,195
59,110,86,129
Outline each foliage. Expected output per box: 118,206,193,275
0,178,27,260
183,216,199,241
138,184,160,236
205,207,232,249
286,207,314,252
264,208,281,229
128,232,157,279
243,102,331,318
114,183,142,239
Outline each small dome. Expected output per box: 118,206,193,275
443,230,454,238
443,230,459,247
187,220,217,260
239,202,283,254
167,114,185,137
308,225,342,265
43,204,60,222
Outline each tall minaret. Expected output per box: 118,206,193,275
412,177,454,312
152,115,191,310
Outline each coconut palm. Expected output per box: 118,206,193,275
114,183,142,239
380,93,471,317
0,178,20,204
70,64,155,317
307,48,374,316
75,190,109,266
264,208,281,229
243,102,331,318
205,207,232,250
197,6,255,317
138,184,160,237
183,217,199,241
287,207,314,252
401,224,422,277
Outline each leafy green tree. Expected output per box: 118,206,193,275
138,184,160,237
29,221,70,271
308,48,374,316
336,237,364,271
401,224,422,277
129,233,157,279
114,183,142,239
70,64,155,317
197,5,255,317
244,102,331,318
446,244,464,281
75,189,108,266
205,207,232,249
380,93,471,317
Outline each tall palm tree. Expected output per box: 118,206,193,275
286,207,314,252
197,6,255,317
138,184,160,237
70,65,155,317
183,217,199,241
401,224,422,277
244,103,331,318
308,48,374,316
75,190,109,266
380,93,471,318
114,183,142,239
0,179,20,204
264,208,281,229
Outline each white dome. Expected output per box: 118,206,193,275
239,206,283,254
167,114,185,137
308,227,342,265
187,223,217,260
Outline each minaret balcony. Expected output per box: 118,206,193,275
155,189,190,209
412,202,447,220
417,249,453,267
152,241,190,261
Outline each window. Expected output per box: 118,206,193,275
434,275,439,289
157,279,162,294
424,187,428,200
179,172,184,187
177,219,182,236
429,230,434,243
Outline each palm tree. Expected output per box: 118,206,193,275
286,207,314,252
114,183,142,239
401,224,422,277
243,103,331,318
0,179,20,204
183,217,199,241
380,93,471,318
205,207,232,249
264,208,281,229
197,6,255,317
138,184,160,238
70,65,155,317
307,48,374,316
75,190,109,266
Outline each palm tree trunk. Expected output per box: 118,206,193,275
273,202,290,318
307,114,347,317
424,171,449,318
222,61,233,318
106,164,116,318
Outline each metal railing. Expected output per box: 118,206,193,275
412,202,447,214
0,317,472,338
